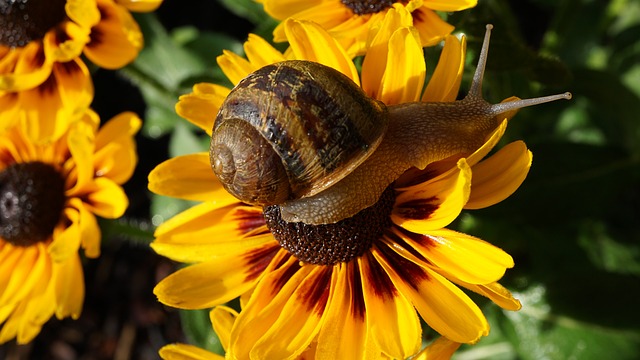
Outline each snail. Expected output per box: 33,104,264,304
210,25,571,225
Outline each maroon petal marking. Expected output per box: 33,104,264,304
270,253,302,297
296,266,332,316
37,73,58,96
376,242,430,290
391,227,435,256
242,243,280,283
232,207,267,235
394,196,439,221
351,262,367,320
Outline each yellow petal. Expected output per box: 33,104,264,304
152,232,275,264
262,0,323,20
69,198,102,258
217,50,255,86
66,0,101,28
65,120,96,195
210,306,238,352
95,111,141,148
52,58,93,117
247,266,331,359
43,21,90,63
159,343,224,360
153,245,278,309
359,253,421,359
53,254,85,319
0,245,47,306
244,34,286,68
148,153,231,202
153,200,241,238
466,141,532,209
423,0,477,11
362,7,411,99
84,177,129,218
175,83,230,135
0,43,52,92
456,281,522,311
317,263,380,359
271,2,351,43
228,256,307,359
284,19,360,84
84,0,143,69
411,7,454,47
116,0,164,12
413,336,462,360
393,159,471,232
423,35,466,102
93,112,141,184
396,227,514,284
378,27,425,104
49,208,82,262
372,244,488,343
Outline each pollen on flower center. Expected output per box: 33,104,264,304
263,186,396,265
0,0,68,47
340,0,397,15
0,161,66,246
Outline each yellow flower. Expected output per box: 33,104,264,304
148,16,542,359
257,0,477,55
0,110,140,344
0,0,162,142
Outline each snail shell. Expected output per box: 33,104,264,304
210,60,388,206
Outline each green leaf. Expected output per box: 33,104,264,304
502,285,640,360
99,218,155,245
131,13,208,91
168,121,210,157
570,68,640,155
180,308,224,355
577,220,640,276
149,194,197,227
217,0,270,25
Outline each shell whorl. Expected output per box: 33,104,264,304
211,60,388,206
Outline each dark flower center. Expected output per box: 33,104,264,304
341,0,397,15
0,162,66,246
0,0,68,47
264,186,396,265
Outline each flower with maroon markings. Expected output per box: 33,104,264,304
149,14,526,359
0,0,162,142
0,110,140,344
256,0,477,56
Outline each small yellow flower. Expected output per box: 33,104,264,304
150,17,528,359
256,0,477,56
0,0,162,142
0,110,140,344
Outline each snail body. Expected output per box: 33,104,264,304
211,25,571,224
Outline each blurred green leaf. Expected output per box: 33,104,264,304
168,121,210,157
149,194,197,228
217,0,270,25
180,308,223,354
99,218,155,245
502,285,640,360
570,69,640,155
131,13,207,91
578,220,640,276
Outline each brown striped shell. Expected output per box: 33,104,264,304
210,60,388,206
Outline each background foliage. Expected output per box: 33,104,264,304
3,0,638,359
